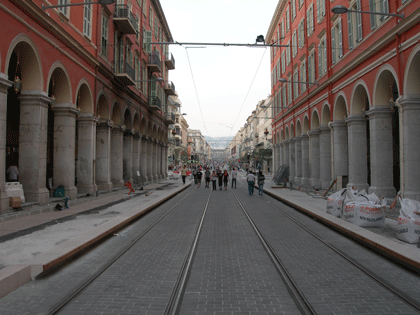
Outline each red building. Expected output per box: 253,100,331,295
267,0,420,200
0,0,176,212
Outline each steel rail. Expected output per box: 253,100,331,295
231,183,317,315
261,189,420,313
45,186,198,315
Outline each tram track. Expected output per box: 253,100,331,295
233,175,420,314
45,185,209,315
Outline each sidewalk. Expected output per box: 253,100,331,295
261,174,420,274
0,178,191,298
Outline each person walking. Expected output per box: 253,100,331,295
247,171,256,195
204,167,211,188
211,171,217,190
217,169,223,190
222,170,229,190
192,167,198,184
257,170,265,195
181,165,187,184
231,167,237,189
196,168,203,188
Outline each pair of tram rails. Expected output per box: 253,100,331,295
44,177,420,315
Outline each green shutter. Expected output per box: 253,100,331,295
348,11,353,49
145,30,152,54
331,26,336,64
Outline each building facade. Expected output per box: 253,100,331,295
267,0,420,199
0,0,176,212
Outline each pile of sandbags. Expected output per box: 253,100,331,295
327,188,386,227
396,197,420,244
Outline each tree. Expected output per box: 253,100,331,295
180,149,189,164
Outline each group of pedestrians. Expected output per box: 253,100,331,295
246,169,265,196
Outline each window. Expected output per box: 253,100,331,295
136,14,140,42
291,0,296,21
298,19,305,48
142,62,147,94
316,0,326,23
277,60,281,80
307,4,314,36
149,6,153,28
299,0,304,9
282,85,287,108
281,19,285,39
126,42,133,68
292,31,297,57
277,91,281,113
286,7,290,32
308,50,315,83
286,41,291,65
144,30,152,53
318,37,327,77
58,0,68,16
348,0,363,49
300,59,307,92
293,69,299,98
142,0,147,16
101,13,109,57
369,0,389,30
135,55,141,89
331,19,343,64
287,74,292,104
83,0,92,38
281,51,286,73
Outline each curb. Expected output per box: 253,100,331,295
0,183,191,298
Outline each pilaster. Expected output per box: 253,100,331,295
309,129,320,188
301,134,310,185
96,120,113,192
111,124,125,188
289,138,295,182
319,125,332,189
294,136,302,184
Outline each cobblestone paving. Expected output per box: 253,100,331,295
236,177,420,315
178,185,301,315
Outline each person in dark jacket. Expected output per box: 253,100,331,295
257,170,265,195
217,169,223,190
222,170,229,190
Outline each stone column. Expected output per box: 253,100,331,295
111,125,125,188
294,136,302,184
332,121,349,189
151,139,156,182
147,138,153,183
123,130,133,183
398,96,420,201
164,144,168,177
158,142,163,179
132,133,140,185
96,120,113,191
283,140,289,167
141,135,148,183
309,129,320,188
345,114,369,191
53,103,79,199
366,106,396,197
272,144,277,173
289,138,295,182
301,134,310,185
19,91,50,204
279,142,284,166
76,114,98,195
0,74,13,211
319,125,332,189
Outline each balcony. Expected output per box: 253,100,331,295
114,61,135,85
148,96,161,111
164,81,176,95
114,5,138,35
166,112,175,124
165,53,175,70
147,52,161,73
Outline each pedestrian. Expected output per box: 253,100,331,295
257,170,265,195
247,171,256,195
196,168,203,188
222,170,229,190
217,169,223,190
6,164,19,182
181,165,187,184
231,167,237,189
211,171,217,190
192,167,198,184
204,167,211,188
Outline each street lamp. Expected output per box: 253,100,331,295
331,5,404,19
278,78,319,86
42,0,115,10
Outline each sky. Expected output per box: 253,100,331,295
159,0,278,138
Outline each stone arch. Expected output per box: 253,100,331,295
140,117,147,135
350,81,370,114
404,44,420,96
296,119,302,136
321,103,331,126
111,102,122,125
333,93,348,121
75,80,94,114
123,107,132,129
6,34,43,91
373,65,399,106
133,112,140,133
47,62,72,104
311,110,320,130
280,129,284,141
285,126,290,140
96,91,110,120
290,123,295,138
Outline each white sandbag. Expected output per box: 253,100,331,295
342,201,358,224
396,197,420,243
356,198,386,228
326,189,346,217
396,217,420,243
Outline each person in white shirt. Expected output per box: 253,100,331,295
231,168,237,189
246,171,256,195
